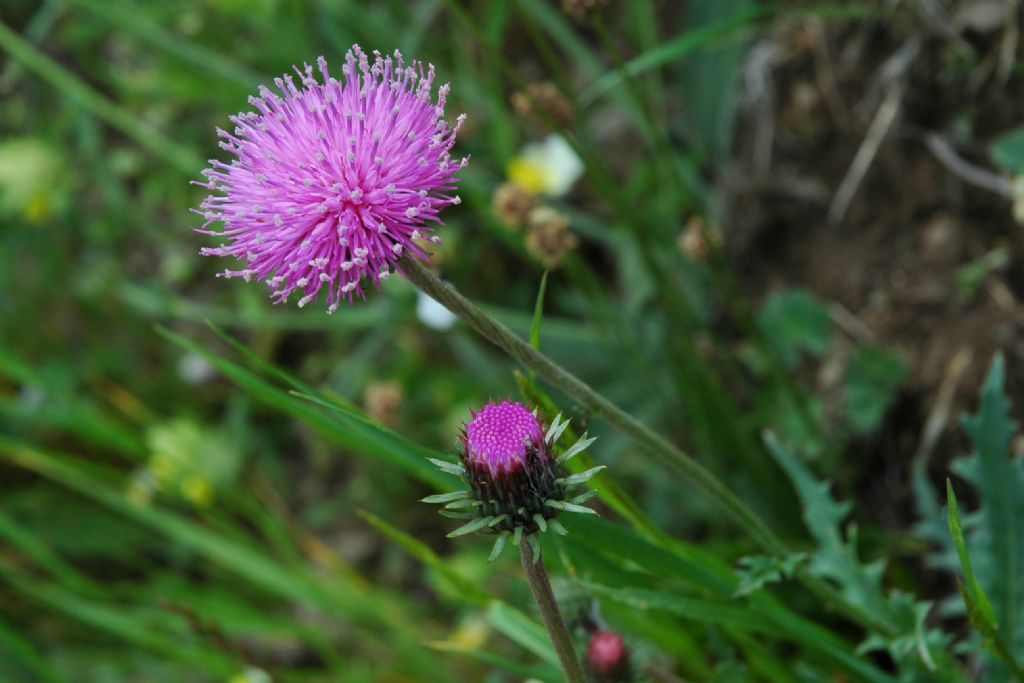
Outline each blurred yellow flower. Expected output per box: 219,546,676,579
0,138,67,222
181,475,215,507
507,134,583,198
136,418,241,507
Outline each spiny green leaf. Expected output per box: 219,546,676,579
443,498,478,510
555,435,597,465
545,413,570,444
560,465,606,487
733,553,806,598
489,533,509,562
427,457,466,477
421,490,470,504
447,516,493,538
569,489,598,506
438,509,476,520
546,500,597,515
765,432,879,607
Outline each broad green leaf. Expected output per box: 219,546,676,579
486,601,558,668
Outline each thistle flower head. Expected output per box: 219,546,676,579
424,401,603,560
194,45,467,313
464,401,545,475
587,631,630,681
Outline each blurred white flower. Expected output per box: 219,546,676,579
508,134,584,197
417,291,457,330
177,352,216,385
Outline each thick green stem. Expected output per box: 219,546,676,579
402,257,785,555
520,540,586,683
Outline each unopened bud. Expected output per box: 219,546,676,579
424,402,602,560
562,0,607,20
678,216,710,261
525,207,578,269
587,631,630,681
364,381,404,428
493,182,539,229
511,82,574,129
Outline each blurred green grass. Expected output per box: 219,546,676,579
0,0,994,681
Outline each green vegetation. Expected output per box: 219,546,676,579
2,1,1022,681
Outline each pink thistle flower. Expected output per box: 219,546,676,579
423,401,603,560
194,46,467,313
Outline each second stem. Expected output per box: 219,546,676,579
521,539,586,683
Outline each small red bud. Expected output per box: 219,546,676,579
587,631,630,680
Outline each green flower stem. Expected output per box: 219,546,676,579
403,257,901,639
402,256,785,556
520,540,586,683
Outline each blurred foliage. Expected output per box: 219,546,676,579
0,0,1019,682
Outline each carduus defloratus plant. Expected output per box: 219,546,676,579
194,45,467,313
423,401,602,560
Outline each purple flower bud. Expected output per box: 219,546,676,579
423,401,603,559
194,46,467,313
464,401,545,475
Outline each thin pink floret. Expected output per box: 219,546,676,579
193,45,467,313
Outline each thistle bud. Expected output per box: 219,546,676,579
587,631,631,682
423,401,602,560
492,182,538,229
511,82,575,129
525,207,578,269
562,0,607,21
